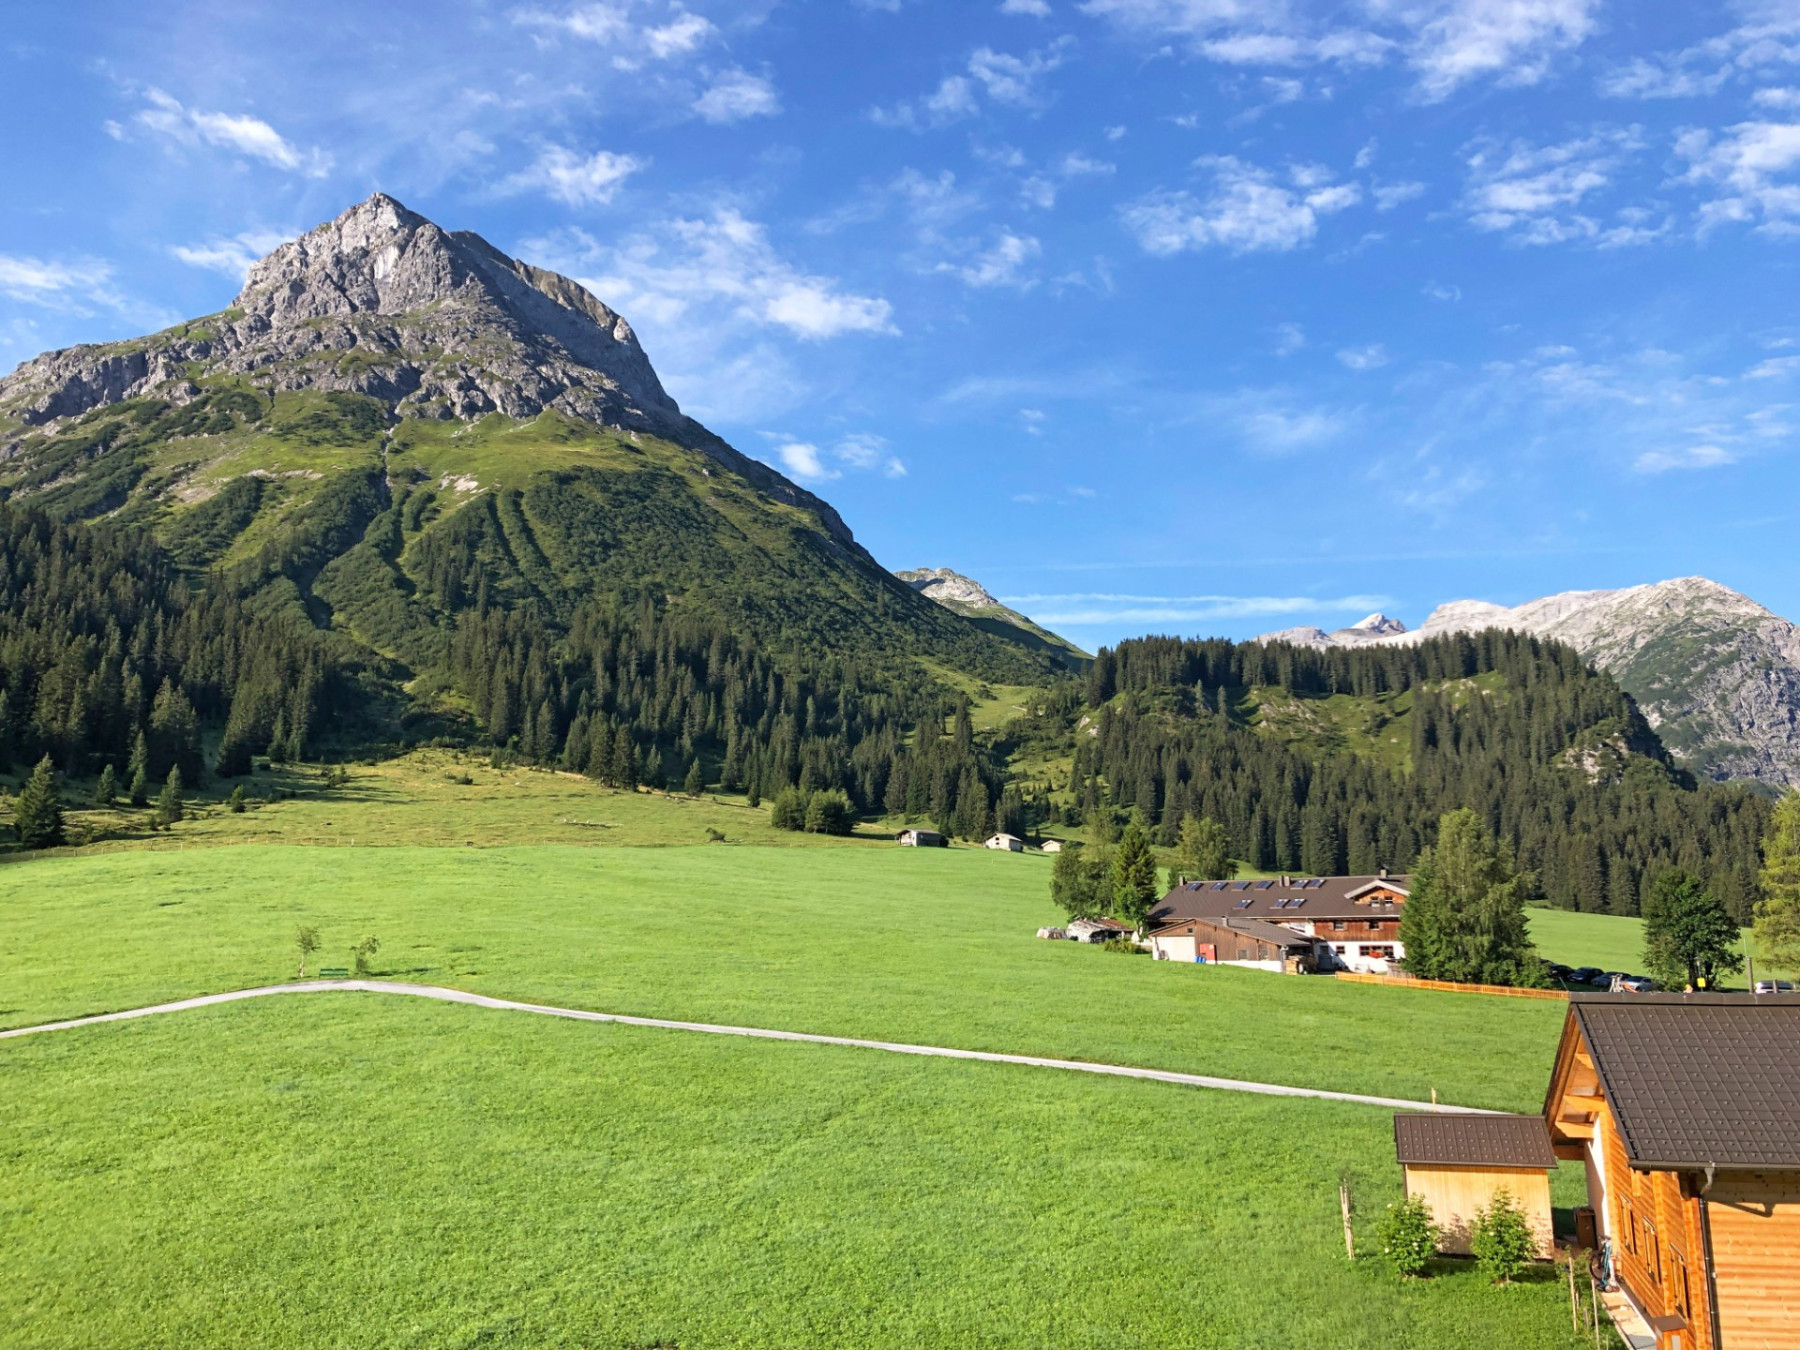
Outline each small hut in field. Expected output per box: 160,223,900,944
1392,1113,1557,1258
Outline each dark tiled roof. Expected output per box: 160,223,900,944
1572,994,1800,1170
1394,1113,1557,1169
1151,874,1411,925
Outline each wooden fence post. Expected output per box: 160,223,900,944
1567,1247,1579,1331
1339,1180,1354,1260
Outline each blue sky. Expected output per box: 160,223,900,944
4,0,1800,651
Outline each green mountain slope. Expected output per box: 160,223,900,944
0,197,1056,690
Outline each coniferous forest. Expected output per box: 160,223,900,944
0,496,1771,920
1037,632,1770,921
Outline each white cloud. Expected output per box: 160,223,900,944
1423,282,1463,300
1633,444,1738,473
513,3,721,66
694,69,781,123
999,590,1394,625
1755,87,1800,110
1079,0,1596,100
1599,7,1800,103
1273,322,1306,355
646,12,716,58
1676,120,1800,234
937,231,1043,287
0,255,116,306
1373,180,1427,210
835,431,909,476
526,210,894,342
1404,0,1601,102
499,145,646,206
1121,156,1361,255
130,87,330,176
773,441,838,481
1460,128,1645,244
871,39,1069,128
1337,343,1390,370
170,229,292,279
1001,0,1052,12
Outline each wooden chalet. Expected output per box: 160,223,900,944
1545,994,1800,1350
1148,871,1410,973
1393,1112,1557,1257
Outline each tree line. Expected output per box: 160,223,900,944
1028,630,1770,920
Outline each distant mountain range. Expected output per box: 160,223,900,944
1261,578,1800,788
896,567,1089,669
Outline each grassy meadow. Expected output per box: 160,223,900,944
0,763,1659,1347
2,841,1568,1111
0,993,1614,1350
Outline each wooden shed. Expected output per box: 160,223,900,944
1393,1112,1557,1258
1545,993,1800,1350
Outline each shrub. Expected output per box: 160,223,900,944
804,788,854,836
228,786,248,814
769,787,807,831
1470,1188,1535,1284
1376,1193,1439,1279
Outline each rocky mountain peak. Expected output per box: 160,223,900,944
1350,612,1407,636
897,567,1000,610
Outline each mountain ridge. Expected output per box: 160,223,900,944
0,194,1061,688
896,566,1089,668
1258,576,1800,787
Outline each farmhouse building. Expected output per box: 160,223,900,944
1148,915,1317,972
1147,872,1410,973
1544,994,1800,1350
1393,1112,1557,1258
1066,916,1134,944
896,828,946,847
1039,839,1064,853
983,832,1024,852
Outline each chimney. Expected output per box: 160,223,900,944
1378,866,1388,880
1281,874,1290,887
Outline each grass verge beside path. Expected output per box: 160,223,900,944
0,995,1609,1350
0,843,1564,1111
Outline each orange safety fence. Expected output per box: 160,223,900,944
1333,971,1569,1000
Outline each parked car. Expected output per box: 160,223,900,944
1569,967,1603,985
1754,979,1796,994
1545,962,1573,982
1591,971,1624,989
1618,975,1657,993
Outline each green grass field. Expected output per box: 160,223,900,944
1,781,1647,1347
1,994,1610,1350
1,843,1566,1111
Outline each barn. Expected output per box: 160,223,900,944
1544,993,1800,1350
1392,1112,1557,1258
1148,915,1319,972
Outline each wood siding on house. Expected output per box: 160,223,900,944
1707,1172,1800,1350
1402,1164,1554,1257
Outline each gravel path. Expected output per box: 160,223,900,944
0,980,1493,1114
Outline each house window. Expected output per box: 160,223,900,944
1669,1246,1691,1317
1620,1199,1639,1257
1360,945,1396,960
1333,945,1345,955
1332,921,1346,931
1645,1223,1661,1286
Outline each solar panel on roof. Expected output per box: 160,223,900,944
1252,880,1273,890
1210,881,1228,891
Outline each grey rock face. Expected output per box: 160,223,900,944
0,193,856,545
1259,577,1800,787
897,567,1002,612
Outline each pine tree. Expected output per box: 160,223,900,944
13,755,66,849
683,758,705,798
1753,792,1800,973
1399,809,1545,987
1641,868,1744,991
1111,821,1160,934
95,764,117,806
128,764,150,808
156,766,185,827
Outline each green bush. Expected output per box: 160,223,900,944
770,787,807,832
1376,1193,1439,1279
1470,1188,1535,1285
804,789,854,836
